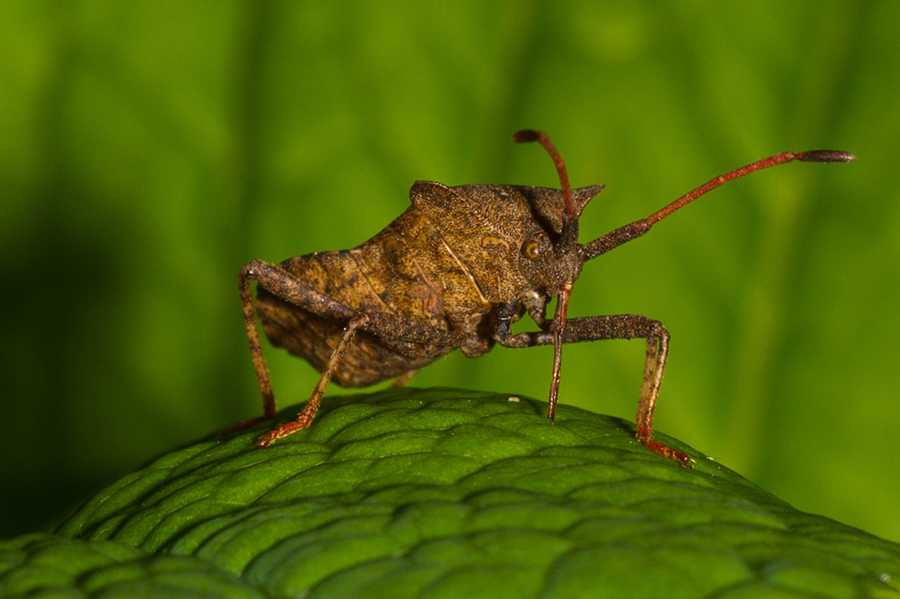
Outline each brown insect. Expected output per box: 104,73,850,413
235,130,854,466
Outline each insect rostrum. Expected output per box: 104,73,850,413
235,131,854,467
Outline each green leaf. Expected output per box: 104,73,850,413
41,388,900,599
0,534,266,599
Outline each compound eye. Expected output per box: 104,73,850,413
521,238,541,261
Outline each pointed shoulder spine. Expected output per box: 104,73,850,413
409,180,454,207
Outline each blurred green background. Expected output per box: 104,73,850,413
2,1,898,542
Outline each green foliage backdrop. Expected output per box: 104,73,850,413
2,1,898,543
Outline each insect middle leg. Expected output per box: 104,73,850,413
255,317,365,448
495,314,690,466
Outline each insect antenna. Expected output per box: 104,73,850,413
581,149,856,261
513,129,575,217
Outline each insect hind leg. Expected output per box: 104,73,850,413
226,260,357,438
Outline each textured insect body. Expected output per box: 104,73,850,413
236,130,854,466
255,182,603,386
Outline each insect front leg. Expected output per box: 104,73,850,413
494,313,690,467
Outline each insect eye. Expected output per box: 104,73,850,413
521,239,541,261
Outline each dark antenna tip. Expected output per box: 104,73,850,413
512,129,541,143
796,150,857,163
512,129,575,219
